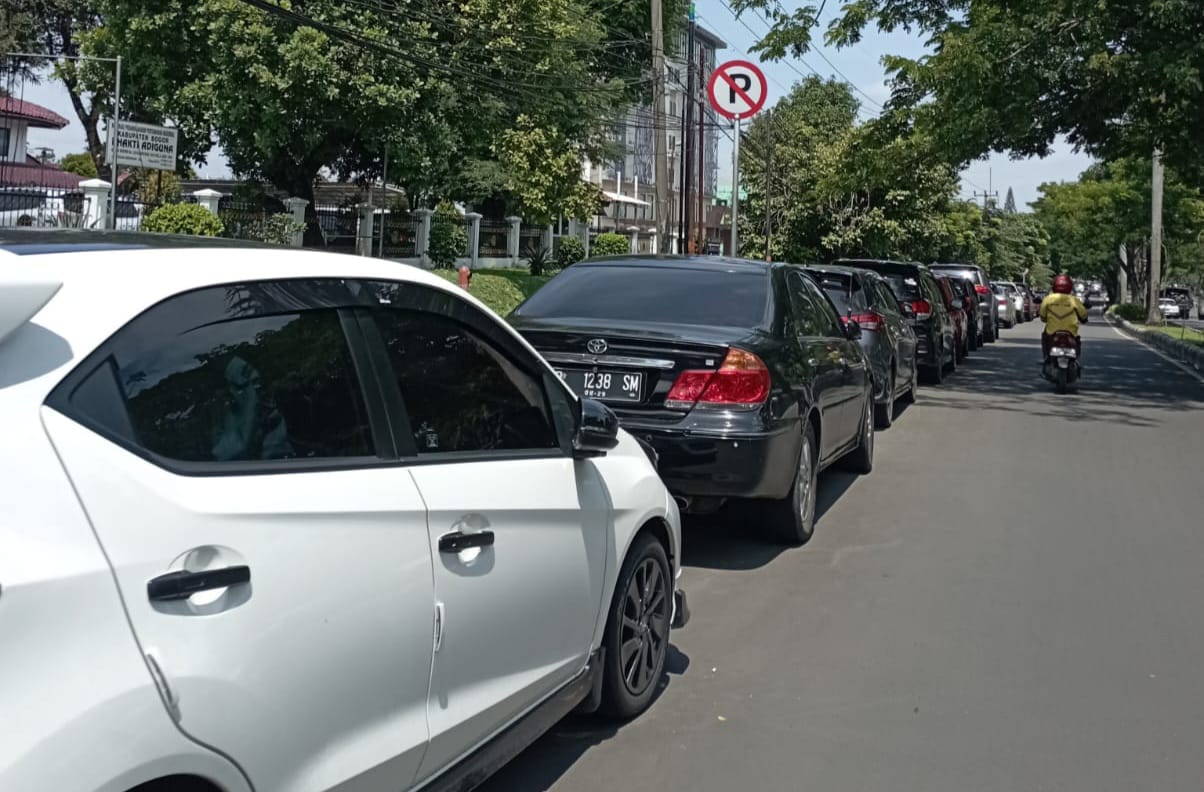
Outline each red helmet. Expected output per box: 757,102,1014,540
1052,274,1073,294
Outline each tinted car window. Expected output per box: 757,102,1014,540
786,271,825,336
867,278,900,315
931,266,984,287
809,271,867,315
374,310,557,454
68,306,374,462
882,272,923,302
514,263,770,328
797,275,844,337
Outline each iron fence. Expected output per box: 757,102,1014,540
313,205,359,251
479,219,510,258
218,195,287,239
380,210,418,258
519,224,544,256
0,185,150,230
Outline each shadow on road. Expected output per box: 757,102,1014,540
474,646,690,791
679,469,859,571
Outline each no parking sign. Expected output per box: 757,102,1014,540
707,59,769,256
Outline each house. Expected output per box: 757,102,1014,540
0,97,85,189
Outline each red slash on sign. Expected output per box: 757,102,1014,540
707,60,768,120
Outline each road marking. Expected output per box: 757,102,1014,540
1109,321,1204,384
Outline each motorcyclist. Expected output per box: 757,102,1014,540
1039,274,1088,359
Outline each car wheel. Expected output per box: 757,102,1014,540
948,341,958,373
599,534,671,719
843,395,875,475
874,370,895,429
765,422,818,546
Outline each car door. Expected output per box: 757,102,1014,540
41,279,435,792
869,276,917,388
357,282,611,785
784,270,851,461
802,275,870,443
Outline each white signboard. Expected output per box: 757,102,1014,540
114,121,179,170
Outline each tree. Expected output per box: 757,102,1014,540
733,0,1204,179
495,116,604,224
1034,157,1204,302
59,151,98,178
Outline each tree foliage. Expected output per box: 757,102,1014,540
732,0,1204,179
428,200,466,269
59,152,98,178
591,233,630,257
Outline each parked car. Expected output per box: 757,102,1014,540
992,282,1018,328
940,275,982,357
1,229,686,792
934,275,970,362
1021,285,1039,321
1162,287,1193,319
930,263,998,343
845,259,957,383
803,264,918,428
1158,296,1182,319
511,255,875,545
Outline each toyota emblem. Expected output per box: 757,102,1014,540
587,338,608,355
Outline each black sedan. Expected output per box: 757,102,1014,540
803,264,917,429
510,255,875,545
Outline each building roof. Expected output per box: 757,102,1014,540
0,97,71,129
0,159,85,189
694,23,727,50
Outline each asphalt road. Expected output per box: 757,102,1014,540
481,316,1204,792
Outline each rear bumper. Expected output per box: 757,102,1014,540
631,421,800,500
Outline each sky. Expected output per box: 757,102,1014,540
15,4,1094,209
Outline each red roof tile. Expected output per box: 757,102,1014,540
0,161,85,189
0,97,71,129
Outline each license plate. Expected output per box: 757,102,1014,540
555,368,643,402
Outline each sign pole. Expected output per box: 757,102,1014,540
731,115,740,257
109,55,122,230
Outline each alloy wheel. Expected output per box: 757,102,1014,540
797,438,816,528
619,558,669,697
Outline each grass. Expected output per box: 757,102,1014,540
433,267,552,316
1135,323,1204,348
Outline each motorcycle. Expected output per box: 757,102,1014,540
1043,330,1080,393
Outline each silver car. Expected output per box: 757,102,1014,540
992,282,1018,328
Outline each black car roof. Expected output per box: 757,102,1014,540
577,254,775,273
0,228,275,254
801,263,862,277
835,258,928,273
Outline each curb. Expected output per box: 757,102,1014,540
1107,313,1204,376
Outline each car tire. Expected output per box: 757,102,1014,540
948,341,958,373
599,533,672,720
843,395,875,475
874,370,895,429
765,422,818,546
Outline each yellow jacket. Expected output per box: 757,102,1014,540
1039,292,1088,335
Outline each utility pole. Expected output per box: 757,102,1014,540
764,108,772,261
651,0,669,253
695,45,705,253
679,4,696,253
1148,148,1164,322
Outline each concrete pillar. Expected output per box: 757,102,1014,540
285,197,308,247
192,188,223,215
80,178,111,230
541,225,554,256
356,204,375,256
627,225,640,254
465,211,482,267
649,228,659,256
506,216,522,264
415,208,434,267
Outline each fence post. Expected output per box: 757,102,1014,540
649,227,659,256
192,188,223,216
506,216,522,264
578,221,590,258
356,204,377,256
627,225,640,254
284,197,308,248
415,208,434,268
80,178,111,230
541,225,554,256
465,212,482,268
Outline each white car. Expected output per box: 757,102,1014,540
0,232,686,792
1159,297,1182,319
